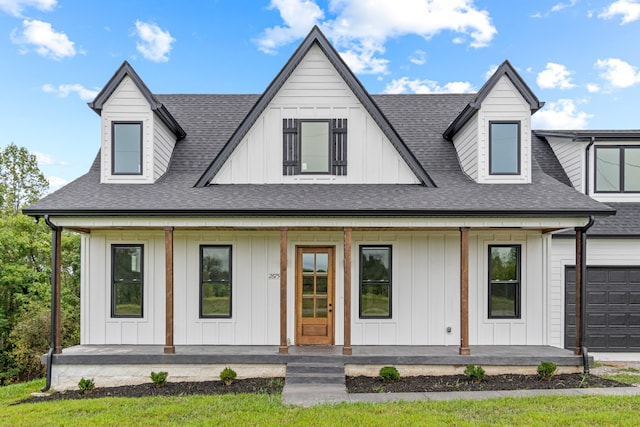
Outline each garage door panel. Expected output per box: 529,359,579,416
565,266,640,352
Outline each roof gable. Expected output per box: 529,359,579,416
443,60,544,140
195,26,435,187
89,61,186,140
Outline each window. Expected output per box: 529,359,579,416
200,245,232,318
359,246,391,318
283,118,347,175
111,245,143,318
595,146,640,193
112,122,142,175
489,121,520,175
488,245,521,319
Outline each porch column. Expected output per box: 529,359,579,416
164,227,175,354
459,227,470,356
574,227,583,355
53,226,62,354
343,228,352,355
279,228,288,354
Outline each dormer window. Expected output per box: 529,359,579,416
489,121,520,175
283,118,347,176
595,146,640,193
112,122,142,175
301,121,330,173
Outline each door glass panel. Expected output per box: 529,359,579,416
316,253,328,273
316,276,327,295
316,298,328,318
302,253,315,272
302,298,314,317
302,276,314,295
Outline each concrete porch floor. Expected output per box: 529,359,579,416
53,344,589,367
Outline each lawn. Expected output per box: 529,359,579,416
2,379,640,426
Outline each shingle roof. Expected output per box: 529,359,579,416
589,203,640,236
24,92,613,218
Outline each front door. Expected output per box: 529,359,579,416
296,246,335,345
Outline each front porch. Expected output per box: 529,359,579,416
48,345,589,390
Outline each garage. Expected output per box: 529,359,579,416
565,266,640,352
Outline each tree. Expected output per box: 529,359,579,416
0,143,49,213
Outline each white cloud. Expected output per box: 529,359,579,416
409,50,426,65
42,83,99,101
532,0,577,18
595,58,640,88
484,64,499,80
586,83,601,93
134,21,175,62
532,99,592,129
0,0,56,17
536,62,575,89
256,0,324,54
256,0,496,74
598,0,640,24
47,176,68,192
34,151,68,166
384,77,474,94
11,19,76,60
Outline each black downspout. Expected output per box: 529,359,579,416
585,137,596,196
580,216,595,374
41,215,59,392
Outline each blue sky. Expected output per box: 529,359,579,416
1,0,640,190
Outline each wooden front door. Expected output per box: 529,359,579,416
296,246,335,345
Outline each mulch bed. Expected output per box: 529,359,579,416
14,378,284,405
347,373,626,393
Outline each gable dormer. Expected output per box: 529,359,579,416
89,62,185,184
444,61,544,184
196,26,433,187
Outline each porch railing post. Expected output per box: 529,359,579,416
164,227,175,354
279,228,288,354
459,227,470,355
54,226,62,354
343,228,352,355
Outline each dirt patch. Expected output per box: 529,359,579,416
346,373,626,393
590,361,640,385
14,378,284,405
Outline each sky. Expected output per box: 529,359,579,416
1,0,640,191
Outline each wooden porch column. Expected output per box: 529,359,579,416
164,227,175,354
343,228,352,355
279,228,288,354
53,226,62,354
459,227,470,356
574,227,583,355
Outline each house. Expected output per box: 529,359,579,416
24,26,638,390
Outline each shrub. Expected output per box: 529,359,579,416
537,361,557,380
78,377,95,394
150,371,168,387
464,364,485,382
379,366,400,381
220,367,237,386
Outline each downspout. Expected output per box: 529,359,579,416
584,137,596,195
41,215,59,392
580,216,595,374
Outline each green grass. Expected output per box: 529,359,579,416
602,373,640,385
2,380,640,426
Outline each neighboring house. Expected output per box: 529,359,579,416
25,27,637,387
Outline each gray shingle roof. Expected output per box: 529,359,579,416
589,203,640,236
24,92,613,219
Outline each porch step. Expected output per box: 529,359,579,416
282,362,348,405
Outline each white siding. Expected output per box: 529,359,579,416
547,137,586,192
212,44,419,185
551,237,640,348
477,76,532,184
153,118,176,180
452,114,479,181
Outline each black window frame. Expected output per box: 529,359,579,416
283,118,347,176
112,121,143,175
594,145,640,193
111,244,144,318
199,245,233,319
359,245,392,319
489,121,521,176
488,244,521,320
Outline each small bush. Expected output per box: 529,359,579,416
379,366,400,381
537,361,557,380
150,371,168,387
220,367,237,386
78,377,95,394
464,364,485,382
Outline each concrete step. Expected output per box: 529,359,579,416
285,375,345,385
285,362,346,386
286,363,344,375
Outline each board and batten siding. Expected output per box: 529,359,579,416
100,76,177,184
452,115,479,181
547,137,587,193
551,237,640,348
211,44,419,185
477,75,532,184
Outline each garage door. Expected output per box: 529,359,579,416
565,266,640,352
